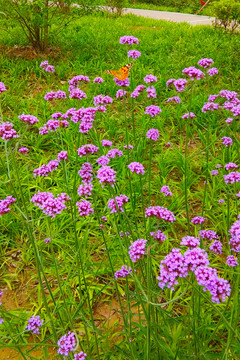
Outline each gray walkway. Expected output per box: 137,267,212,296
122,8,215,26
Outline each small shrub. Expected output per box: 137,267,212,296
211,0,240,34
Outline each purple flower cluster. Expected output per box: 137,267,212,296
150,230,167,242
116,89,127,98
18,114,39,124
167,96,181,104
107,148,123,158
199,230,219,240
225,162,238,171
33,159,59,177
198,58,214,68
145,206,176,222
182,112,196,119
76,199,94,217
101,139,112,147
44,90,66,101
0,122,19,141
77,144,99,157
97,166,116,187
128,162,145,175
0,81,7,93
146,86,157,98
191,216,205,225
119,35,139,45
224,171,240,184
78,163,93,184
69,89,87,100
226,255,238,267
93,77,104,84
73,351,87,360
167,78,188,92
26,315,43,334
209,240,222,255
57,151,68,161
144,74,157,83
68,75,90,91
145,105,162,117
221,136,233,147
184,247,209,271
0,196,16,217
229,220,240,252
93,94,113,106
202,102,219,113
114,78,130,87
57,332,76,356
18,147,29,154
180,236,200,248
129,239,147,262
128,50,141,59
182,66,205,80
210,170,218,176
31,191,70,218
108,194,129,213
96,155,110,166
160,185,172,197
40,60,55,73
77,184,93,198
131,84,145,98
39,119,69,135
207,67,218,76
146,128,159,141
114,265,132,280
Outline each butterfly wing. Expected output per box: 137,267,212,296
106,63,133,80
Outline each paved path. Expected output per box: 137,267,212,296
122,8,215,26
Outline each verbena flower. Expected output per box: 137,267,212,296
68,75,90,88
0,196,16,217
184,247,209,271
78,163,93,184
107,148,123,158
167,96,181,104
145,105,162,117
219,199,225,203
208,94,218,101
124,144,134,149
18,147,29,153
101,139,112,147
40,60,55,72
225,162,238,171
182,112,196,119
76,199,94,216
18,114,39,124
211,170,218,176
44,90,66,100
229,219,240,252
44,238,51,243
146,86,157,98
144,74,157,83
182,66,205,80
219,89,238,100
0,122,19,141
145,206,176,222
221,137,233,147
207,67,218,76
160,185,172,196
129,239,147,262
114,78,130,87
198,58,214,68
57,332,76,356
93,95,113,106
73,351,87,360
150,230,167,242
225,118,233,124
96,155,110,166
128,162,145,175
96,166,116,187
226,255,238,267
199,230,219,240
33,159,59,177
116,89,127,98
202,102,219,113
93,77,104,83
173,78,188,92
128,50,141,59
69,89,87,100
114,265,132,279
224,171,240,184
31,192,70,218
57,151,68,161
191,216,205,225
146,128,159,141
26,315,43,334
180,236,200,248
0,81,7,93
119,35,139,45
209,240,222,255
77,144,99,157
108,194,129,213
77,184,93,198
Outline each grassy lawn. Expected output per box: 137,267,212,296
1,10,240,360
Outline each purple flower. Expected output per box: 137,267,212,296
131,90,140,98
31,191,70,218
157,248,189,290
119,35,139,45
115,265,132,280
93,94,113,106
229,220,240,252
124,144,134,149
69,89,87,100
108,194,129,213
0,82,7,93
202,102,219,113
18,147,29,153
44,238,51,243
160,185,172,197
26,315,43,334
208,94,218,102
146,86,157,98
198,58,214,68
225,162,238,171
116,89,127,98
93,77,104,84
57,151,68,161
210,170,218,176
226,255,238,267
107,148,123,158
77,184,93,198
77,144,99,157
182,66,205,80
136,85,146,92
18,114,39,124
129,239,147,262
128,162,145,175
68,75,90,88
128,50,141,60
224,171,240,184
221,136,233,147
146,128,159,141
0,196,16,217
96,155,110,166
101,139,112,147
145,105,162,117
114,78,130,87
144,74,157,83
76,199,94,216
219,199,225,203
207,67,218,76
73,351,87,360
199,230,219,240
184,247,209,271
57,332,76,356
225,118,233,124
166,78,175,87
96,166,116,187
191,216,205,225
182,112,196,119
150,230,167,242
78,163,93,184
167,96,181,104
180,236,200,248
0,122,19,141
173,78,188,92
40,60,55,72
33,159,59,177
209,240,222,255
145,206,176,223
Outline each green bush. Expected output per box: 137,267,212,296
211,0,240,33
106,0,127,15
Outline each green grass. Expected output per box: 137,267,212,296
0,10,240,360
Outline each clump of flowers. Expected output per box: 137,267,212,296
69,89,87,100
128,162,145,175
116,89,127,98
107,148,123,158
191,216,205,225
18,114,39,124
78,163,93,184
101,139,112,147
77,184,93,198
128,50,141,60
93,94,113,106
198,58,214,68
115,265,132,279
96,155,110,166
76,199,94,217
18,147,29,153
167,96,181,104
144,74,157,83
0,82,7,93
0,196,16,217
207,67,218,76
145,206,176,222
150,230,167,242
160,185,172,197
57,151,68,161
184,247,209,271
40,60,55,72
129,239,147,262
26,315,43,334
182,66,205,81
180,236,200,248
44,90,66,101
182,112,196,119
145,105,162,117
33,159,59,177
146,86,157,98
77,144,99,157
226,255,238,267
108,194,129,213
73,352,87,360
221,137,233,147
229,219,240,252
57,332,76,356
96,166,116,187
31,192,70,218
119,35,139,45
199,230,219,240
93,77,104,84
224,171,240,184
146,128,159,141
0,122,19,141
209,240,222,255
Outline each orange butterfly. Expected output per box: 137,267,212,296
106,63,133,81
